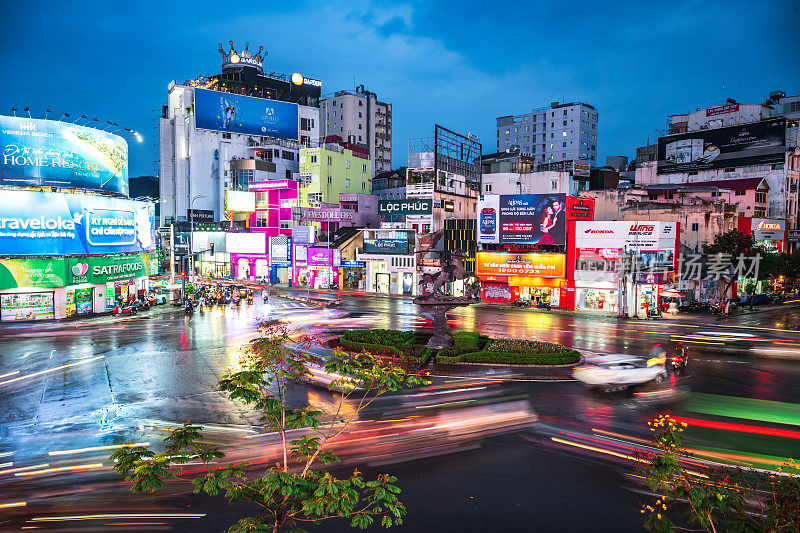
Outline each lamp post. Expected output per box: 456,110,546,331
189,194,207,283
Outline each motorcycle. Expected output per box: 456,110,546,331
513,299,532,308
670,346,689,374
184,301,194,315
536,301,552,310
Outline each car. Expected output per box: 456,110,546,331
147,292,168,305
573,353,667,390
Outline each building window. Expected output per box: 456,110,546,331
551,180,558,190
358,112,362,118
358,135,362,141
563,142,567,147
327,156,332,165
362,163,367,172
691,222,699,231
563,120,567,126
255,211,268,227
755,191,767,203
308,192,323,204
358,100,363,106
358,123,362,130
327,176,332,184
735,189,746,196
486,183,492,193
280,220,291,230
346,179,351,187
345,160,351,169
310,155,317,163
362,181,367,190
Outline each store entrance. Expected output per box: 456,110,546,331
518,287,556,306
376,273,390,293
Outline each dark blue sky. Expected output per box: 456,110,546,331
2,1,798,178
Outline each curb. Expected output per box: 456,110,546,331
432,354,585,370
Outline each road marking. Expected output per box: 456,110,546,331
48,442,150,456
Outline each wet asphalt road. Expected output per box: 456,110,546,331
1,292,799,532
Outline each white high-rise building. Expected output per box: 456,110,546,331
159,43,322,225
496,101,598,167
320,86,392,176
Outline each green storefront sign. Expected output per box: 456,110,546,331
0,258,68,289
68,253,156,284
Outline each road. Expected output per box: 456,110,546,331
1,291,799,531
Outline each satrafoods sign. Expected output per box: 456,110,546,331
379,199,433,216
575,221,677,250
67,253,156,284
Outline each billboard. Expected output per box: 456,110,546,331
657,118,786,174
476,252,565,278
566,196,595,221
572,159,591,178
226,232,266,254
67,253,156,284
751,218,785,241
300,207,354,222
225,190,256,212
0,258,67,289
194,88,299,141
269,236,291,265
0,190,154,256
478,194,567,245
0,116,128,194
378,199,432,216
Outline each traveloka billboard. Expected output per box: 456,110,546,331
194,88,299,141
0,190,155,256
0,116,128,194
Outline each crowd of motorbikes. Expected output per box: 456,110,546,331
512,298,551,310
183,285,261,315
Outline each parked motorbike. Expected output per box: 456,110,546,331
513,299,532,308
536,301,552,310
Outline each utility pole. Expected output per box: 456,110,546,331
170,223,176,286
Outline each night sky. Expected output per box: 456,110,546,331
2,1,798,178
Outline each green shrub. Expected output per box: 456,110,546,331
398,343,431,363
342,329,414,348
452,331,480,351
435,354,462,364
460,350,580,365
339,337,400,356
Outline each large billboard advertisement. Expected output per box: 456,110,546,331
657,118,786,174
194,88,299,141
0,190,155,256
476,252,565,278
478,194,567,245
0,116,128,194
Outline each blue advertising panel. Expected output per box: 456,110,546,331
0,116,128,194
478,194,566,245
194,88,299,141
0,190,155,256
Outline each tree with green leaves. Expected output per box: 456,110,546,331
640,414,800,533
111,323,429,532
702,230,756,257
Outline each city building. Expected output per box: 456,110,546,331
496,101,599,167
320,86,392,175
159,42,322,227
479,151,587,196
0,115,156,321
297,142,372,207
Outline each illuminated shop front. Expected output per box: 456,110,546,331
0,254,156,321
567,220,679,317
476,252,567,306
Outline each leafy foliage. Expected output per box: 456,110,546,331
111,322,429,532
640,414,800,533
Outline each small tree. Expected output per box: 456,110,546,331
111,323,428,532
640,414,800,533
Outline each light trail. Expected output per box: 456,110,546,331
672,416,800,440
49,442,150,456
30,513,206,522
0,463,50,475
15,463,104,477
0,370,20,379
0,356,105,387
0,501,26,509
550,437,650,464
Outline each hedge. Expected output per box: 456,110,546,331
459,350,580,365
339,330,431,363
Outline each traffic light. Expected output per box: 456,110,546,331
209,242,214,256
